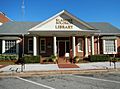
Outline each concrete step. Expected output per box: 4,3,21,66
58,57,71,64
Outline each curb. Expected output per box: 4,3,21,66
0,68,119,77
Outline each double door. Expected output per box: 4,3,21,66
57,40,69,57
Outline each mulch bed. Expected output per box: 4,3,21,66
58,64,79,68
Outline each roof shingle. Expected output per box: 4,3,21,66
88,22,120,34
0,22,40,35
0,22,120,35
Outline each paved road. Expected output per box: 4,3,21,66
0,73,120,89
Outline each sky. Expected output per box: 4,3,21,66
0,0,120,28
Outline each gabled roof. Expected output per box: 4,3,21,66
0,10,120,35
88,22,120,35
0,12,12,23
0,22,40,35
0,22,119,35
29,10,95,31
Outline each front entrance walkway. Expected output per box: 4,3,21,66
57,57,79,68
58,64,79,68
57,57,71,64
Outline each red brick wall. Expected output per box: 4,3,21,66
24,36,33,54
70,36,99,58
69,36,73,58
23,36,112,58
88,38,91,55
76,37,84,58
24,36,53,57
94,37,98,55
39,37,53,57
99,38,103,54
69,37,85,58
87,37,99,56
117,36,120,57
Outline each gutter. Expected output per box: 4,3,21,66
0,33,28,35
94,33,120,36
29,29,100,33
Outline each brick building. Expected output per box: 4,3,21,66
0,10,120,61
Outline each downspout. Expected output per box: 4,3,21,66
22,34,24,57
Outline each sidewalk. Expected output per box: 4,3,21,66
0,62,120,73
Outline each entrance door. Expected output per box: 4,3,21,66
59,42,65,57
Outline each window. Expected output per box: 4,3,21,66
40,38,46,53
103,39,117,54
28,38,33,53
77,38,83,52
5,40,16,54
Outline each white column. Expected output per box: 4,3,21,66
91,35,94,55
115,39,117,53
103,40,105,54
2,40,5,54
53,36,57,56
16,40,20,54
33,36,37,56
72,36,76,57
85,37,88,57
97,36,100,54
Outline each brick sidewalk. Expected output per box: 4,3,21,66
0,65,7,69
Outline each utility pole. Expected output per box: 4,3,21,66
21,0,25,72
21,0,25,21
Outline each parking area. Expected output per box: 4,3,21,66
0,73,120,89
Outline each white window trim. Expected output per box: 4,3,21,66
40,38,46,53
103,39,117,54
2,40,5,54
115,39,117,53
28,38,33,53
3,40,17,54
77,38,83,52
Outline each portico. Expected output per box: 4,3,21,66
31,32,95,59
29,10,97,59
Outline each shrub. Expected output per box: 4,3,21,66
117,58,120,61
23,55,40,63
89,54,110,62
50,55,58,63
43,55,58,63
0,54,18,61
110,57,120,62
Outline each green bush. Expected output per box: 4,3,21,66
50,55,58,63
110,57,120,62
0,54,18,61
23,55,40,63
89,55,110,62
117,58,120,61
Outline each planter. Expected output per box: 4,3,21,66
73,56,80,63
52,57,58,63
